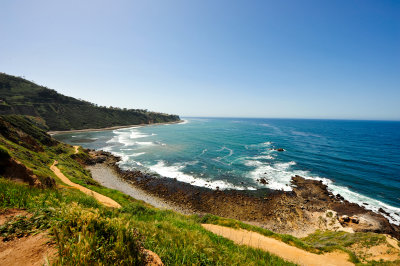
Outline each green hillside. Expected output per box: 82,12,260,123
0,73,180,131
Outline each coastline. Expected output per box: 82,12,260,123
48,120,185,135
87,150,400,239
87,163,193,215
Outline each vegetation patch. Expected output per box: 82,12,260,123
0,73,180,131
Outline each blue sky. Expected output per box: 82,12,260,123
1,0,399,120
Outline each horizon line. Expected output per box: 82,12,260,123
181,116,400,122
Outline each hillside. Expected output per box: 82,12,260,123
0,73,180,131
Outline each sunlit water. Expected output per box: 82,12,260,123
55,118,400,224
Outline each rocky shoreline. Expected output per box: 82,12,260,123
86,149,400,240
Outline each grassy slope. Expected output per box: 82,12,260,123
1,115,399,265
0,115,295,265
0,73,180,130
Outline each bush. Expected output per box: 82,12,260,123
54,204,144,265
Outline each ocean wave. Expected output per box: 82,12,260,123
291,130,323,138
149,161,250,190
106,130,132,146
245,160,300,191
216,146,234,158
184,160,199,166
106,128,159,146
322,180,400,225
245,158,400,225
250,155,275,160
259,123,283,134
200,149,208,156
245,141,272,150
135,141,155,146
130,131,150,139
131,152,146,157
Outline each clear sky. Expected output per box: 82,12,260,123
1,0,399,120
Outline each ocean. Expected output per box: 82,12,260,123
54,117,400,225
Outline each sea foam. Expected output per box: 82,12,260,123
149,161,250,190
245,154,400,225
65,119,400,226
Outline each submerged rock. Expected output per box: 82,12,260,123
259,178,268,185
271,148,285,152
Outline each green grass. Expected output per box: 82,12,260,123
0,178,296,265
301,230,399,264
302,230,386,250
196,214,400,265
197,214,318,253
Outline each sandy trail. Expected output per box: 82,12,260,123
50,161,121,208
202,224,353,266
73,145,79,154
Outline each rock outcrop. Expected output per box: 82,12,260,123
2,158,55,188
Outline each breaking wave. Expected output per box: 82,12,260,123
244,155,400,225
149,161,251,190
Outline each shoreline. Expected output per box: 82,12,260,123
86,150,400,239
48,120,185,135
87,163,193,215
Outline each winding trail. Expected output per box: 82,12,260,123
50,160,121,209
202,224,353,266
73,145,79,154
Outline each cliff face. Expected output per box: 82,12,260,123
0,73,180,130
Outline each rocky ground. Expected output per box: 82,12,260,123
87,150,400,240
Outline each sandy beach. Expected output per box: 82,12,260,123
48,120,185,135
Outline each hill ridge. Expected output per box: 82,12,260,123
0,72,180,131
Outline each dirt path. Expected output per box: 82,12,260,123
0,233,56,266
202,224,353,266
50,161,121,208
73,145,79,154
0,210,56,266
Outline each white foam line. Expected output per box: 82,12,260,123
245,141,272,150
149,160,253,190
245,157,400,225
179,119,189,124
216,146,234,159
130,131,150,139
131,152,146,157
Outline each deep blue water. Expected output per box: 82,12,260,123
55,118,400,224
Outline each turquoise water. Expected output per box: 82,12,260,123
55,118,400,224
